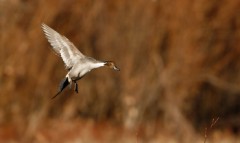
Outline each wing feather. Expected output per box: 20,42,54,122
41,23,85,69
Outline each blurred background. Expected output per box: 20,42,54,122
1,0,240,142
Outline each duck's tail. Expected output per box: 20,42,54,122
51,77,69,99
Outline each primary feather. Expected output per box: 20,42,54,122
41,23,85,70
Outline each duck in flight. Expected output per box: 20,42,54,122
41,23,120,99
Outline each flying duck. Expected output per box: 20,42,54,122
41,23,120,99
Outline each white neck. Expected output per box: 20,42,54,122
91,62,105,69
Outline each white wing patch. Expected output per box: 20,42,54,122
41,23,85,70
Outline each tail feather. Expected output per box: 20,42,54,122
51,77,69,99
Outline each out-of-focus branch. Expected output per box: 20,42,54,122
197,74,240,94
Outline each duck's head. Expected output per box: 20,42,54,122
104,61,120,71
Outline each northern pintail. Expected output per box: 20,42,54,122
41,23,120,98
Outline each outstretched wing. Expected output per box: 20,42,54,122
41,23,85,70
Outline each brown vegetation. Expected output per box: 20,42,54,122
1,0,240,142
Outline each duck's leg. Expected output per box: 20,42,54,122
74,82,78,93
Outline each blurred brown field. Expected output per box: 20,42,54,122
0,0,240,142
